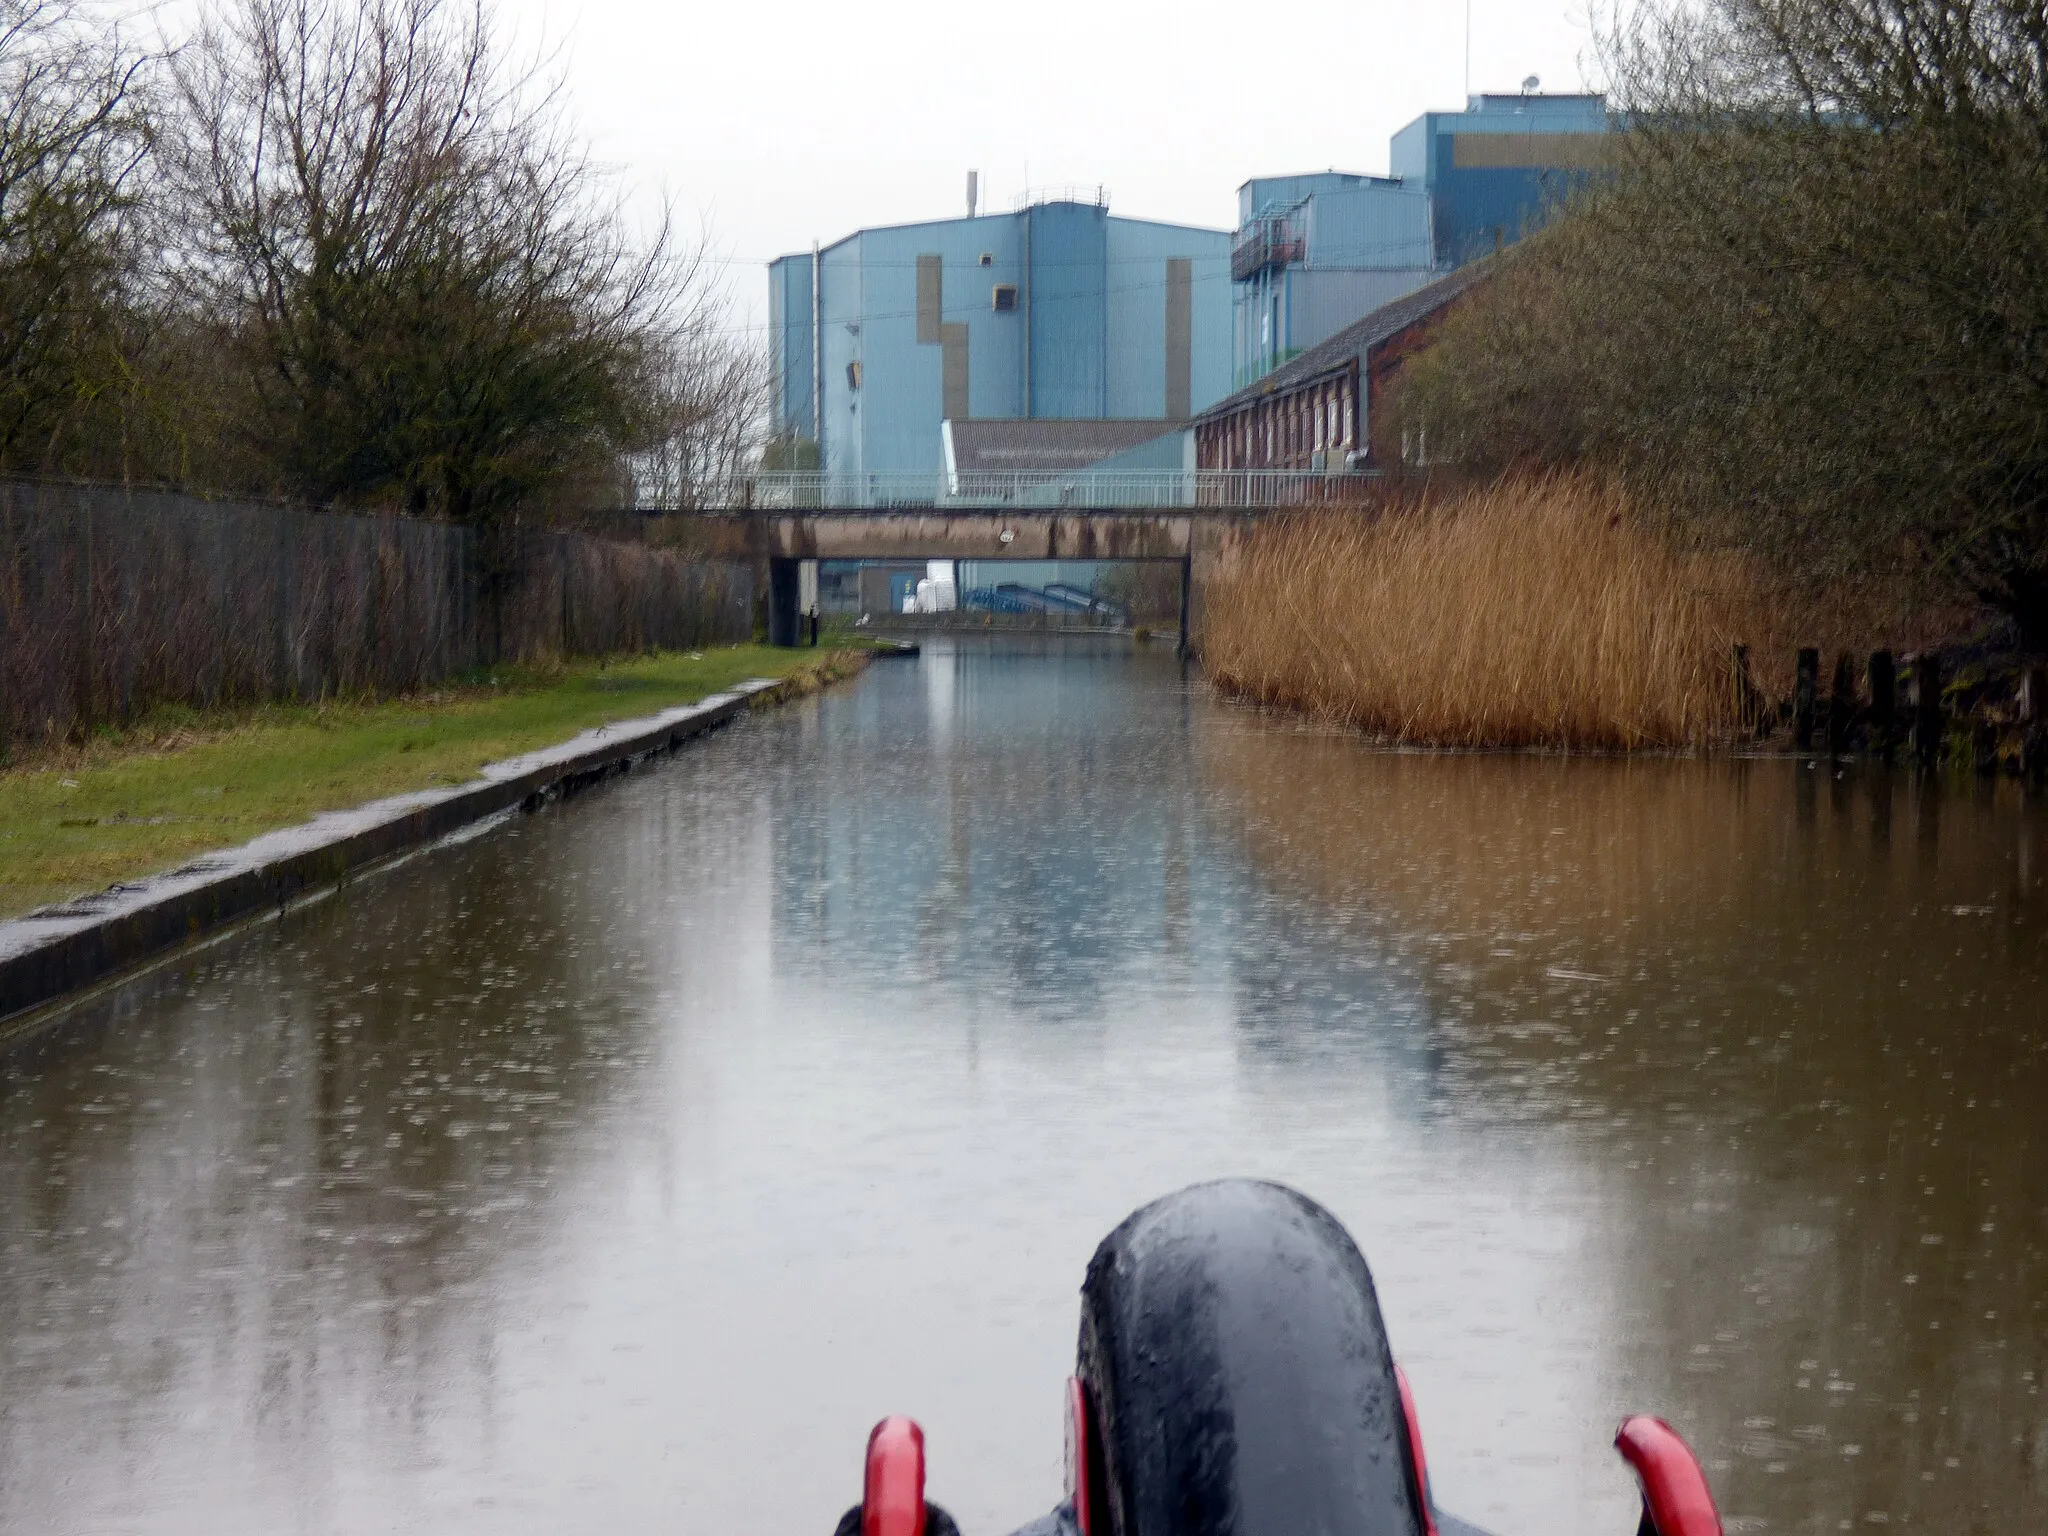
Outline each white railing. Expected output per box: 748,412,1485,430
712,469,1375,512
1011,184,1110,210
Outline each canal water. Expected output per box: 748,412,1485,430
3,637,2044,1536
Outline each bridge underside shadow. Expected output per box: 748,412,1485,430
643,507,1271,652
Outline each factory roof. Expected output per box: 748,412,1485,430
1197,262,1493,420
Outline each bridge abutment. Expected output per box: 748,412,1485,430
767,557,802,647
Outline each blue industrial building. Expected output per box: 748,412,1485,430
768,195,1232,498
1234,92,1611,384
1231,173,1435,386
1393,90,1613,262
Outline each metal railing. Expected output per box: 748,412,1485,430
1011,184,1111,210
1231,214,1306,282
715,469,1375,512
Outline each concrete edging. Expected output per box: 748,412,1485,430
0,677,791,1034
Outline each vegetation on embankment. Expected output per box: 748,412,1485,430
0,646,862,919
0,0,756,516
1202,475,1778,751
1276,3,2048,755
1383,1,2048,656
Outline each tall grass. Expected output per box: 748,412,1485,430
1202,474,1764,750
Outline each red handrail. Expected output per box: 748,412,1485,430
862,1417,928,1536
1066,1377,1096,1536
1614,1416,1723,1536
1394,1365,1440,1536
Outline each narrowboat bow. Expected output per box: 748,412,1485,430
834,1180,1721,1536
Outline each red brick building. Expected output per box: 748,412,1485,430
1193,264,1486,474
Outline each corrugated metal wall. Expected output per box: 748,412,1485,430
1392,94,1612,267
1103,217,1230,419
1028,201,1110,419
1290,269,1436,355
1301,184,1431,269
766,255,815,440
1240,266,1431,387
817,234,865,482
782,203,1230,485
1234,95,1612,383
1239,172,1374,224
849,227,947,479
843,217,1032,481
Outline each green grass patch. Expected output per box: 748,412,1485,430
0,646,834,919
816,620,915,650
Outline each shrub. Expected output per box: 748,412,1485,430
1386,1,2048,650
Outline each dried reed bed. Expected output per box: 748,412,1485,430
1202,474,1761,750
0,481,752,752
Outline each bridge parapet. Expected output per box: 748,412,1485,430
687,468,1372,512
745,509,1208,563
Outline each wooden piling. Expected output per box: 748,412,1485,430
1794,647,1820,752
1974,718,2001,775
2021,666,2048,785
2021,665,2047,724
1908,652,1944,767
1828,651,1857,758
1867,651,1896,758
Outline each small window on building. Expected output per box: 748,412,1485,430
992,283,1018,312
978,252,995,267
846,360,862,390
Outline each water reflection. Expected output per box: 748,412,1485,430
1201,726,2048,1534
1,638,2043,1536
770,639,1225,1022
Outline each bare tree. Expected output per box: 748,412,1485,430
631,277,766,511
1393,0,2048,647
160,0,694,527
0,0,149,471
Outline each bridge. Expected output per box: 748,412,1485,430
713,468,1356,512
643,506,1279,652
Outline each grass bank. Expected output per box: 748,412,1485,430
1202,474,1768,750
0,646,861,918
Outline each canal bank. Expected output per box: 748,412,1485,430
0,648,869,1032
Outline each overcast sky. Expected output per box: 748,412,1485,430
487,0,1603,333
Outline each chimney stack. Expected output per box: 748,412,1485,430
966,169,979,218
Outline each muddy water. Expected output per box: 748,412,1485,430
2,637,2043,1536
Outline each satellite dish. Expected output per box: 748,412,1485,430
1522,74,1541,92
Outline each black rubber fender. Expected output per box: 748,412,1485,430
1076,1180,1427,1536
832,1503,963,1536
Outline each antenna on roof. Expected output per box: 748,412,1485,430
1522,74,1541,93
